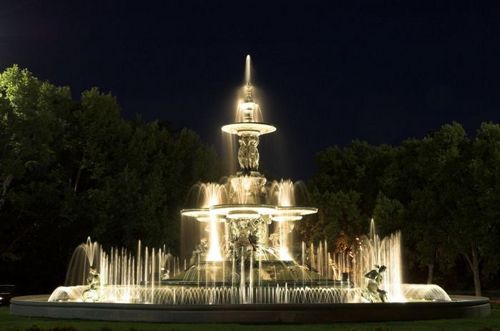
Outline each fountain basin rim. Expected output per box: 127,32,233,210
10,295,491,323
11,294,490,308
181,204,318,221
221,122,276,136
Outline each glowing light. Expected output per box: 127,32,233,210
245,54,251,85
204,184,223,262
226,210,260,219
276,182,294,261
279,247,293,261
272,215,302,222
276,206,317,216
278,221,293,261
221,122,276,136
206,213,222,261
193,216,224,223
211,204,276,216
181,205,317,222
181,208,210,218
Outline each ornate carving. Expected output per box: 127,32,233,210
238,134,260,172
226,217,269,262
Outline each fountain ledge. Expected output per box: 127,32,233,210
10,295,491,323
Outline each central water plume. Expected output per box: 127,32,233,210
234,55,263,123
245,54,251,86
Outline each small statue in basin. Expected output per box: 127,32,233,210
362,265,388,303
82,267,100,302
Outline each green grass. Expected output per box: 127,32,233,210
0,305,499,331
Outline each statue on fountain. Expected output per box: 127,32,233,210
363,265,388,303
82,267,100,302
238,134,260,173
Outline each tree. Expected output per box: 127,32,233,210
306,122,500,293
300,189,363,245
0,65,75,292
305,141,396,251
446,122,500,296
0,66,219,293
372,192,404,238
414,123,467,284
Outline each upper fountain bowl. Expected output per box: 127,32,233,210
221,122,276,136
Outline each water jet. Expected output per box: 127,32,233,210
10,56,490,323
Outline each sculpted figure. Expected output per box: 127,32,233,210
238,134,260,172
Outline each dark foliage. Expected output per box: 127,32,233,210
0,66,219,294
305,122,500,295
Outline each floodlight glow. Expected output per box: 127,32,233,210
221,122,276,136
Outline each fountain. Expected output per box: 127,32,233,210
10,56,490,322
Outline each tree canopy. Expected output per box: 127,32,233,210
0,66,218,293
306,122,500,296
1,65,499,297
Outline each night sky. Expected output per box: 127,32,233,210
1,1,500,179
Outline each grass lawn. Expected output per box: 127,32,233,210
0,304,498,331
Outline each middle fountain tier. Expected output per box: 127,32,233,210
177,55,322,287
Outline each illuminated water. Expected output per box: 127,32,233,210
49,55,451,305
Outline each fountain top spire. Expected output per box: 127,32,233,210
245,54,251,86
244,55,254,103
221,55,276,136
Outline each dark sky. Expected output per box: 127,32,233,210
1,1,500,179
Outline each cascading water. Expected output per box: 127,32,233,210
352,219,404,301
270,180,296,261
49,55,451,305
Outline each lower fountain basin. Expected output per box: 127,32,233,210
10,295,490,323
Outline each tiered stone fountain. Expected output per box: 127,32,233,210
10,56,490,323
